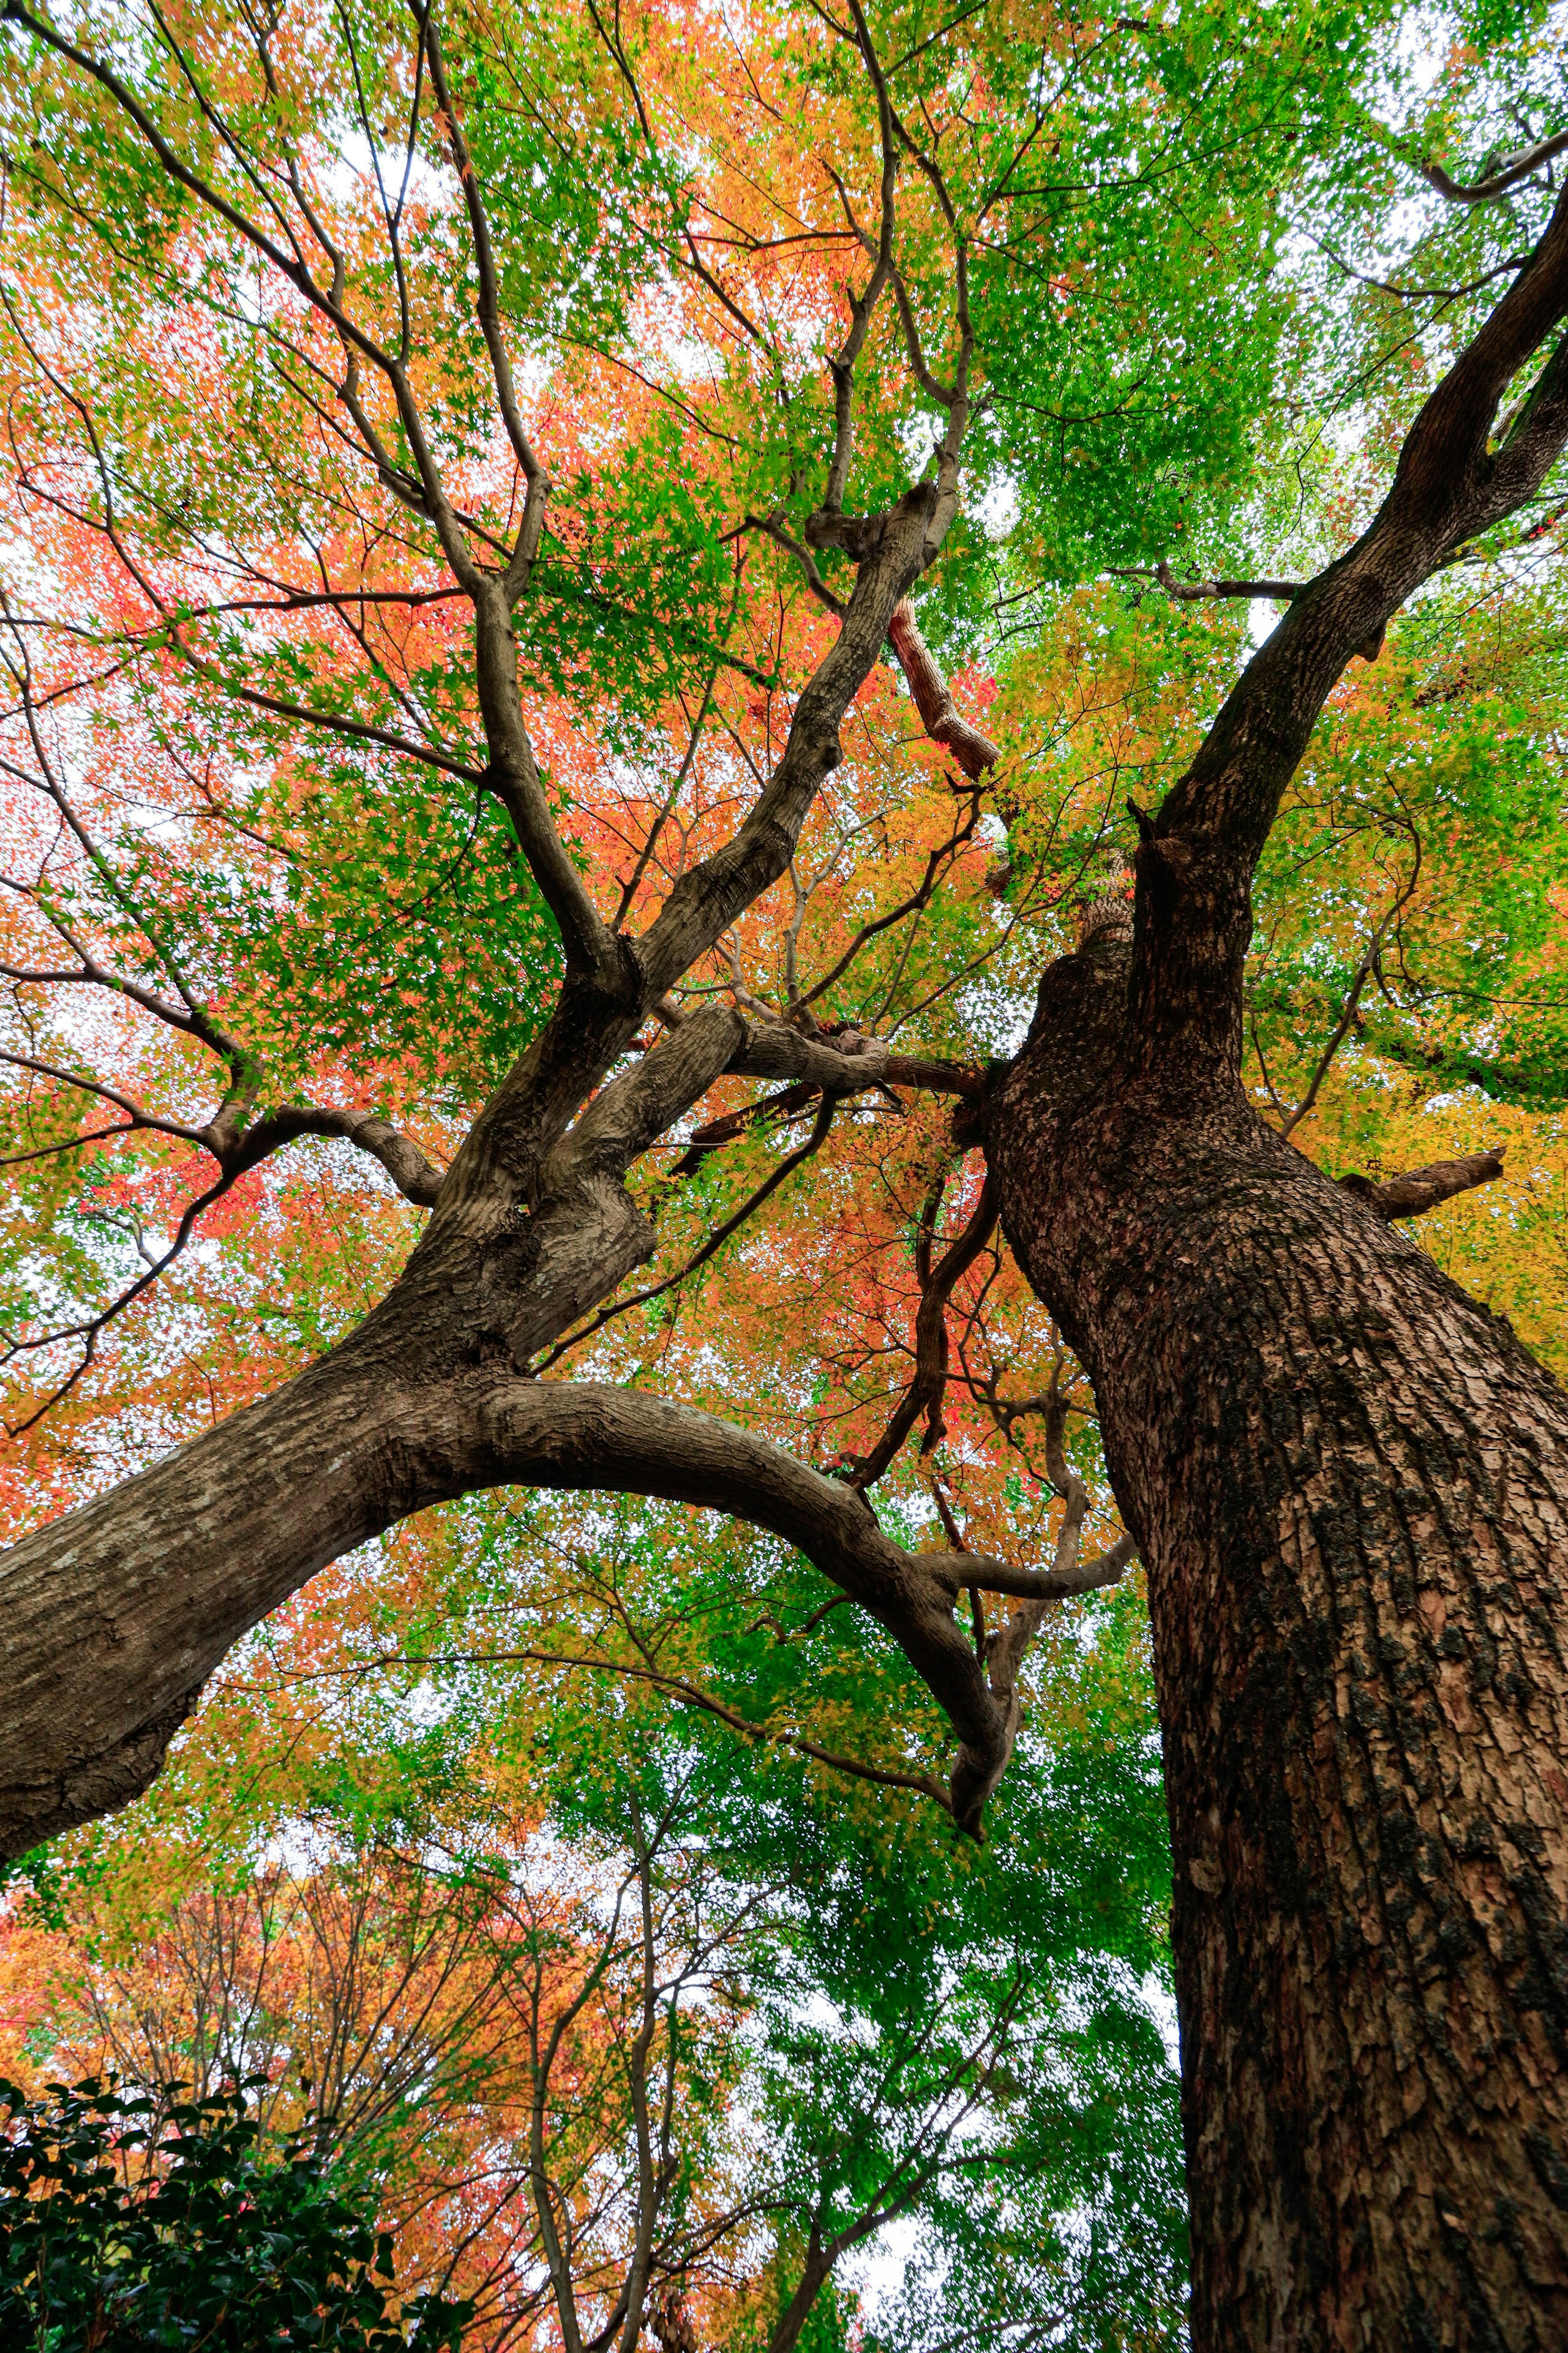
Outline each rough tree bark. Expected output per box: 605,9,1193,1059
991,943,1568,2351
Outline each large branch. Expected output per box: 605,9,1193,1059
229,1106,447,1206
635,486,944,999
1422,129,1568,207
1337,1148,1504,1221
1112,559,1304,605
0,1324,1073,1858
531,1020,984,1369
671,1037,981,1174
726,1020,977,1100
1130,179,1568,1083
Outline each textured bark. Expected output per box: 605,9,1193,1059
989,940,1568,2351
0,1254,1132,1864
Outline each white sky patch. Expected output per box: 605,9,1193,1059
1142,1968,1181,2073
843,2208,922,2321
1247,595,1286,651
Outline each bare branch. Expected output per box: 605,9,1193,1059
886,598,998,780
853,1171,998,1488
1111,558,1304,605
228,1106,446,1205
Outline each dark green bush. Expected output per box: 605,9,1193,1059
0,2077,470,2350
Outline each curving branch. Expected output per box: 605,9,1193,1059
853,1169,998,1487
228,1106,447,1205
1422,129,1568,207
885,600,998,781
0,1354,1070,1854
0,0,995,1867
0,1048,210,1153
2,1173,229,1434
915,1378,1136,1823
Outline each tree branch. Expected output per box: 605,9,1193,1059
1130,177,1568,1083
3,1329,1089,1857
377,1641,951,1810
635,486,947,999
1422,129,1568,207
532,1095,837,1371
471,1380,1017,1831
885,600,998,780
422,12,551,601
853,1172,998,1487
228,1107,447,1205
1111,559,1305,604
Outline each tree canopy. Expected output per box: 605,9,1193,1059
2,0,1567,2341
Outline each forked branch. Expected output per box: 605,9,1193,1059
1135,176,1568,1076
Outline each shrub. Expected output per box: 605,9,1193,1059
0,2077,470,2350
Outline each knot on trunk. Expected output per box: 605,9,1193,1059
1338,1148,1504,1221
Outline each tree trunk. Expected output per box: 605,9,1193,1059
989,939,1568,2350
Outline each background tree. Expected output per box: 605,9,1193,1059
2,1495,1184,2348
1,0,1567,2343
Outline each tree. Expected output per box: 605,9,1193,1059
0,0,1565,2342
1,1496,1186,2349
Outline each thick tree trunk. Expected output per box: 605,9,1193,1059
989,940,1568,2350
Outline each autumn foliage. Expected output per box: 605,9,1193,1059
2,0,1566,2343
